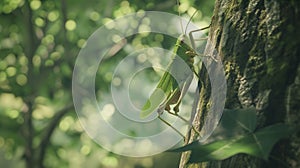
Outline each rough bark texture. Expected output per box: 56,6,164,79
180,0,300,167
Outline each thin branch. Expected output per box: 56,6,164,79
37,103,73,168
0,88,12,94
22,0,38,167
23,101,34,168
61,0,69,60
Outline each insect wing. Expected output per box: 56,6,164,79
140,71,174,118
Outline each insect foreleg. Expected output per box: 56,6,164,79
189,25,210,49
172,74,193,113
163,75,201,136
189,25,219,62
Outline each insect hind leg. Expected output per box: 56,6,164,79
158,116,185,139
165,110,202,137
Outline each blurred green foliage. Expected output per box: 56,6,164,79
0,0,214,167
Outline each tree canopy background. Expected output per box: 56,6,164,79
0,0,215,167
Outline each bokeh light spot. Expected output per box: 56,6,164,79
30,0,41,10
16,74,27,86
65,20,76,31
6,66,17,77
48,11,59,22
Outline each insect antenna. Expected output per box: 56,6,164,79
176,0,184,35
184,10,198,36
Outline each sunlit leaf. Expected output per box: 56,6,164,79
186,124,295,163
170,108,296,163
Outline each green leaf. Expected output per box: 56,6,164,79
183,124,294,163
170,108,257,152
169,108,296,163
224,107,257,132
169,108,257,152
204,108,257,144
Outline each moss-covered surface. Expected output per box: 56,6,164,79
180,0,300,167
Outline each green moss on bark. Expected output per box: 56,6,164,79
180,0,300,167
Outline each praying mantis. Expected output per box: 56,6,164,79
140,1,216,139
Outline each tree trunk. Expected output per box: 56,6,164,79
180,0,300,167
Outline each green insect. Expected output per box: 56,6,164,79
140,3,213,139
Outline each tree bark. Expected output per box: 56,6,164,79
180,0,300,167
